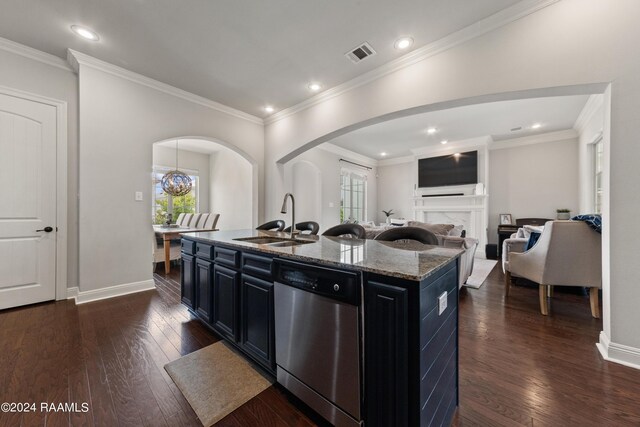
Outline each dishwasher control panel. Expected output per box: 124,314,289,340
274,259,360,305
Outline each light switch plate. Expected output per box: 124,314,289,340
329,202,335,208
438,291,448,315
135,191,143,201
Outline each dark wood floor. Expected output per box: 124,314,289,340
1,263,639,426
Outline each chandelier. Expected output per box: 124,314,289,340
161,140,193,197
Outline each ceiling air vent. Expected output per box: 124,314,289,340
345,42,377,63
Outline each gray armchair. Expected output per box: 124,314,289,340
503,221,602,317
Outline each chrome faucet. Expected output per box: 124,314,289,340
281,193,295,238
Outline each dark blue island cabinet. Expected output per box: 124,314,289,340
181,234,459,427
364,262,458,427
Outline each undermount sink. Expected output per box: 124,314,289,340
233,236,315,246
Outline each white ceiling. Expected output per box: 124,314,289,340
327,95,591,159
155,139,221,155
0,0,522,117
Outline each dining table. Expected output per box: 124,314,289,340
153,225,219,274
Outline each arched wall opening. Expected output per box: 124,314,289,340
152,136,258,230
276,84,607,164
271,83,611,350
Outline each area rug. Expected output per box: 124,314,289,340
464,258,498,289
164,341,272,426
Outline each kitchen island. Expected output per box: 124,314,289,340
180,229,462,427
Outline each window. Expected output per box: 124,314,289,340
152,167,199,224
593,138,603,214
340,169,367,222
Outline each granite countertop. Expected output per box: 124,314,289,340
182,229,462,281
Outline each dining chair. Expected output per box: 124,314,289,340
152,234,181,271
374,226,438,245
188,213,202,228
322,224,366,239
175,213,186,226
204,213,220,230
181,213,194,228
195,213,210,229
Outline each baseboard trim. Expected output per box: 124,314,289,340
597,331,640,370
66,287,79,300
68,280,156,305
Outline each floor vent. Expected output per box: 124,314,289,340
345,42,376,63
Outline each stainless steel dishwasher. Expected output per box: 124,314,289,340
274,258,362,427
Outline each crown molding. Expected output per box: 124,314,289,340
67,49,263,125
489,129,578,151
318,143,378,167
264,0,560,126
573,94,604,133
0,37,72,72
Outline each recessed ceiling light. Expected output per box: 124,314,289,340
264,106,275,113
71,25,99,41
531,123,542,129
380,152,387,157
308,83,322,92
426,127,437,135
440,140,448,145
394,37,414,50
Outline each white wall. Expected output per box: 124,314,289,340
0,49,79,290
263,0,640,363
282,146,378,231
487,138,580,243
152,145,211,212
209,149,253,230
376,162,412,223
78,63,263,293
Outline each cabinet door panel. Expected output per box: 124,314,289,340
213,265,239,341
240,275,274,370
364,281,409,427
195,258,213,322
181,254,195,309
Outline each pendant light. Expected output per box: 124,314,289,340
161,140,193,197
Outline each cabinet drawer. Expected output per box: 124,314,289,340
242,253,273,279
181,239,196,255
196,242,214,259
214,246,240,268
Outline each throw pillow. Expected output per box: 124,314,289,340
406,221,455,236
525,231,542,250
448,225,464,237
518,225,544,239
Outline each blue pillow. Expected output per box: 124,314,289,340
570,214,602,233
525,231,541,251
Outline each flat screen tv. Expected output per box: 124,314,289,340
418,150,478,188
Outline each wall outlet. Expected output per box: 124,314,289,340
135,191,143,201
438,291,448,315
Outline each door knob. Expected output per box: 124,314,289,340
36,226,53,232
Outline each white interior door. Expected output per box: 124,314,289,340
0,92,57,310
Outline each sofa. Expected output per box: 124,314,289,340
361,221,478,288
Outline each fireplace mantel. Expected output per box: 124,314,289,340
413,194,488,257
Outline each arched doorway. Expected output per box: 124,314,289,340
152,136,258,229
